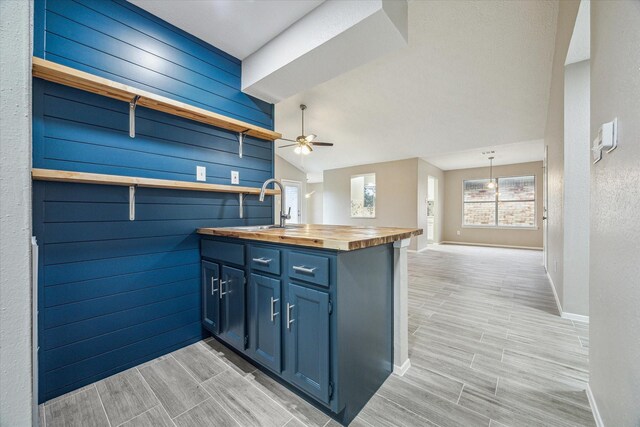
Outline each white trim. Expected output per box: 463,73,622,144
545,271,590,322
393,359,411,376
441,241,543,251
408,246,431,253
546,270,563,316
562,312,589,323
586,383,605,427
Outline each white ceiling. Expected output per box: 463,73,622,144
425,139,544,171
129,0,324,60
275,0,559,179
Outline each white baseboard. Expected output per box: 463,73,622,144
408,247,430,253
393,359,411,376
545,271,589,322
561,312,589,323
546,271,563,316
441,241,543,251
586,383,605,427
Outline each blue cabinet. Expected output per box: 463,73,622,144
202,261,220,334
201,236,394,425
285,283,331,403
219,265,246,351
248,274,282,372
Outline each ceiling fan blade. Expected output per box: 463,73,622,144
310,142,333,146
278,143,298,148
305,134,317,143
278,138,298,143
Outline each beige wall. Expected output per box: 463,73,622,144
589,2,640,425
442,161,544,249
417,159,445,251
306,182,323,224
274,155,307,223
544,0,581,309
323,158,421,249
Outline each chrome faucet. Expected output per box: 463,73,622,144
259,178,290,228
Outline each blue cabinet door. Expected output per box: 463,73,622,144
285,283,330,403
249,274,281,372
220,265,246,350
202,261,220,334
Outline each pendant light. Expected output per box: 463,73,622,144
487,156,496,189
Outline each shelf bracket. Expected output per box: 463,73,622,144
129,185,136,221
129,95,141,138
238,129,250,158
239,193,244,219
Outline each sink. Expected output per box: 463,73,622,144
225,224,304,232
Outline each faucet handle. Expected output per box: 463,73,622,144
284,207,291,220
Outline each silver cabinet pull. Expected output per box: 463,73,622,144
292,265,317,275
286,303,295,329
219,279,229,299
210,277,219,296
270,297,280,322
252,257,272,265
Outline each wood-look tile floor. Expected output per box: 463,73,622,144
40,245,595,427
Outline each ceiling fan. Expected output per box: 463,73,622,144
278,104,333,155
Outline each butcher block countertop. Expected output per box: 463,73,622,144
197,224,423,251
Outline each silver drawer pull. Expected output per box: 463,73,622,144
219,279,229,299
252,257,272,265
292,265,317,275
270,297,280,322
286,303,295,329
210,277,219,296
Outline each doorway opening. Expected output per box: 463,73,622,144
282,179,302,224
427,176,438,243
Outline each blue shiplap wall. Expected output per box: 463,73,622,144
32,0,274,402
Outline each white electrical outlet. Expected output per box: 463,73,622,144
231,170,239,184
196,166,206,182
457,230,461,236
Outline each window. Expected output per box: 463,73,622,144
463,175,535,228
351,173,376,218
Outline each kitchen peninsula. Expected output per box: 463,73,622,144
197,224,422,424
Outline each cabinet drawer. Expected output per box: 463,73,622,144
201,240,244,266
288,251,330,287
250,246,281,275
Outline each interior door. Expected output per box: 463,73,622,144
249,274,282,372
220,265,246,350
285,283,330,403
202,261,220,334
282,180,302,224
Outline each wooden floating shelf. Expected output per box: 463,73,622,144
31,169,280,196
32,57,281,142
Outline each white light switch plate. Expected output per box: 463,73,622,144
231,170,239,184
196,166,206,181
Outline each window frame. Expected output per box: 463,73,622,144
350,173,376,219
462,175,537,230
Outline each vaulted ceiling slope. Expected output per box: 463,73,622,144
275,0,559,177
128,0,324,60
130,0,559,177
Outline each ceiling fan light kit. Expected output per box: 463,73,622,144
278,104,334,155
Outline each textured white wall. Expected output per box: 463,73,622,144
306,182,324,224
589,2,640,425
0,0,34,425
562,59,590,316
543,0,581,310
